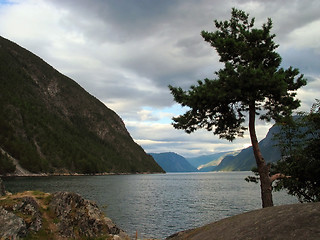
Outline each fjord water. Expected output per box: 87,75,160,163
4,172,297,239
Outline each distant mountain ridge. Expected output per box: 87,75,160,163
0,36,164,175
151,124,282,173
186,151,240,171
150,152,198,172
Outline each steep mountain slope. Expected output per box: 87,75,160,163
150,152,198,172
0,36,164,174
186,151,240,171
198,151,241,172
186,152,230,168
214,125,281,171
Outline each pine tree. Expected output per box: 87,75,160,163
169,8,306,208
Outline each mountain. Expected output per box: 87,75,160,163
198,151,241,172
214,125,281,171
150,152,198,172
186,151,240,171
0,36,164,175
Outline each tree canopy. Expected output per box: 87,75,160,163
272,100,320,202
169,8,306,141
169,8,307,207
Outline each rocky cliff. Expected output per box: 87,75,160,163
0,36,164,175
0,190,129,239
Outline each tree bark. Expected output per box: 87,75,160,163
249,102,274,208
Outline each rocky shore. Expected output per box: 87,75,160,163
0,188,130,239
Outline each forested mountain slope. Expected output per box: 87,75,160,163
150,152,198,172
0,36,163,175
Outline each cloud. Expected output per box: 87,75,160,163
0,0,319,157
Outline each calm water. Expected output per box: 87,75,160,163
3,172,297,239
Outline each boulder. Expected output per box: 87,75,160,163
49,191,129,239
167,202,320,240
0,195,42,238
13,196,42,232
0,206,27,238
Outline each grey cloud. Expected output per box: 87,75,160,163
40,0,320,115
3,0,319,156
175,36,212,58
279,48,320,76
47,0,180,43
72,71,174,114
270,1,320,38
46,0,236,44
233,0,320,43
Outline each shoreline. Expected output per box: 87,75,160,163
0,171,165,178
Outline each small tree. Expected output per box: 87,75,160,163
272,100,320,202
169,8,306,208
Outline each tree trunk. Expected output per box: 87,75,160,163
249,102,274,208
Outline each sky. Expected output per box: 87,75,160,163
0,0,319,158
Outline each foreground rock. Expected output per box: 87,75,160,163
0,191,129,239
167,202,320,240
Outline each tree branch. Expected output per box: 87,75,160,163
269,173,289,182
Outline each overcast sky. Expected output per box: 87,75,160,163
1,0,319,157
